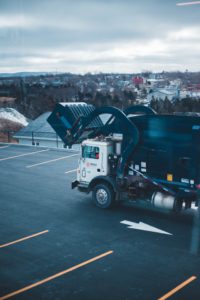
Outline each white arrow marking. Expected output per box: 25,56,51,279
120,220,172,235
177,1,200,6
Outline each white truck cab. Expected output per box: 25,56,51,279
77,138,114,184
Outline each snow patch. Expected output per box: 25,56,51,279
0,108,29,126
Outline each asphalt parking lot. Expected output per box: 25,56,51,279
0,144,200,300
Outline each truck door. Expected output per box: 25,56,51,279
79,144,102,182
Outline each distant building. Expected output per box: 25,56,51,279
182,84,200,99
180,90,200,99
132,76,144,86
147,87,179,102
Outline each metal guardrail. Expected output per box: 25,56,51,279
0,130,59,145
0,131,80,150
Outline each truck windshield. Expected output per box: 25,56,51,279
82,145,99,159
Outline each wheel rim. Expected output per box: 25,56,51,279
96,188,108,205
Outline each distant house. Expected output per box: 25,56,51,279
147,87,179,102
14,112,80,150
132,76,144,86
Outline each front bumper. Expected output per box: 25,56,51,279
72,180,79,189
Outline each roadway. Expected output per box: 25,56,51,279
0,144,200,300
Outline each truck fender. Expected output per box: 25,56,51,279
88,176,117,193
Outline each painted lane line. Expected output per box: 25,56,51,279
0,149,49,162
26,154,79,168
0,145,10,149
0,230,49,248
158,276,197,300
65,169,77,174
0,250,113,300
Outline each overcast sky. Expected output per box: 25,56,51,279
0,0,200,73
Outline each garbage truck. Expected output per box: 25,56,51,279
47,102,200,212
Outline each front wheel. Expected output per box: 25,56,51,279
92,183,115,209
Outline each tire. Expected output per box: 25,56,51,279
92,183,115,209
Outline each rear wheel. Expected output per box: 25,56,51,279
92,183,115,209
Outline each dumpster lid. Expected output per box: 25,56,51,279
47,102,103,144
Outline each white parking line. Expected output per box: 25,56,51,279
65,169,77,174
0,149,49,162
0,145,10,149
26,154,79,168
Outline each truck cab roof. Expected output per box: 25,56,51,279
82,139,113,147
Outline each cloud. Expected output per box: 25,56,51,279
0,0,200,73
0,14,36,28
167,26,200,40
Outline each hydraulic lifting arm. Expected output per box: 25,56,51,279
48,104,140,180
124,105,156,116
